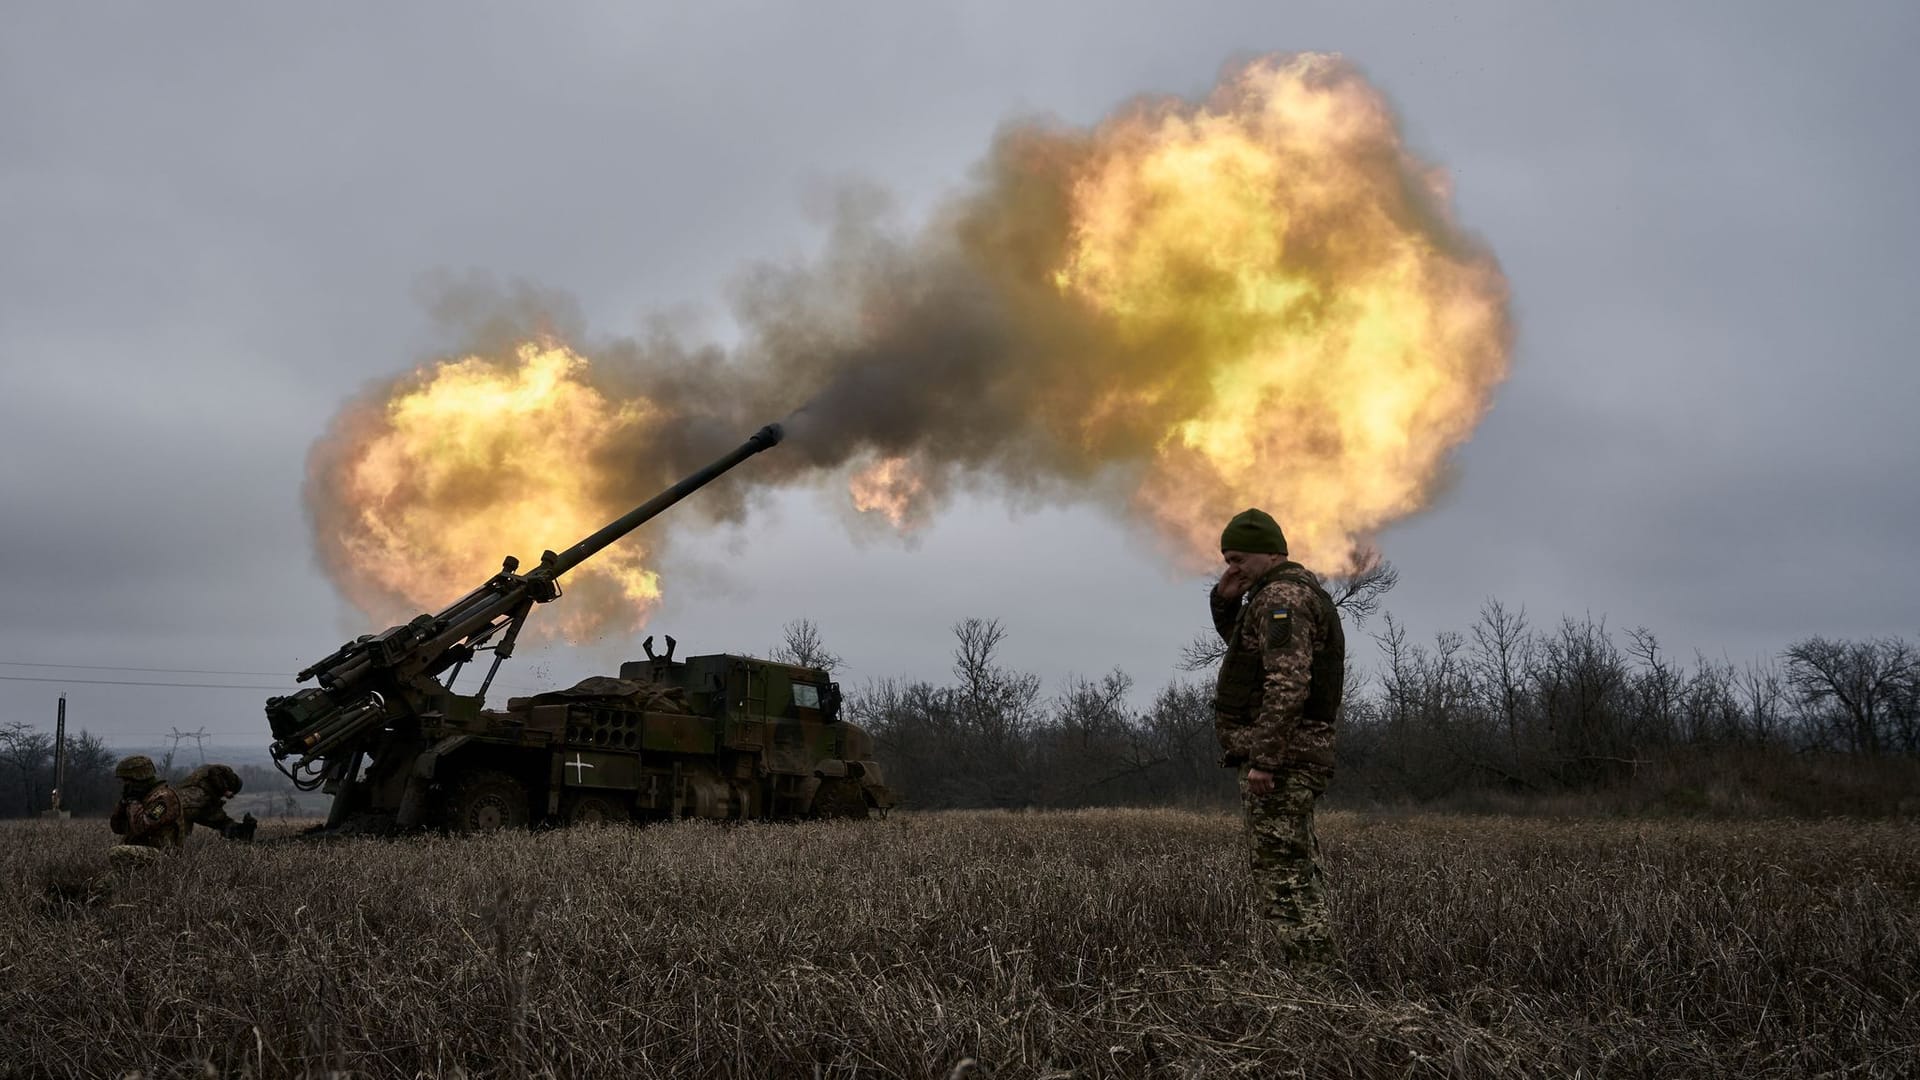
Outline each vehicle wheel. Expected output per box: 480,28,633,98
810,777,870,820
444,770,532,833
563,792,632,826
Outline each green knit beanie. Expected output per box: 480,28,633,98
1220,508,1287,555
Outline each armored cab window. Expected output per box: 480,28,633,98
792,683,821,710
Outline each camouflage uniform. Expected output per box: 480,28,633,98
178,764,254,840
1212,561,1346,965
109,756,185,851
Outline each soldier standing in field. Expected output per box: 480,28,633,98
108,754,185,852
1210,508,1346,966
178,763,257,841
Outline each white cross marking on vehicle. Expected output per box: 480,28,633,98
566,753,595,783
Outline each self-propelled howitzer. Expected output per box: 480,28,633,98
263,422,892,832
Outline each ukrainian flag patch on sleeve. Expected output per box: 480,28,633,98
1266,607,1293,648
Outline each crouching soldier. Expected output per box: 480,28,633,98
179,764,257,841
109,755,184,851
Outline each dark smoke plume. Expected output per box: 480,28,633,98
308,53,1512,630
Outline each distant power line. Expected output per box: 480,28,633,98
0,674,293,691
0,660,290,677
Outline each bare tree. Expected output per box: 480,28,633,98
848,676,963,806
1680,652,1743,745
1050,670,1134,747
1469,597,1533,760
772,617,842,673
0,722,53,817
1783,636,1918,755
1178,627,1227,673
952,617,1008,705
1371,613,1417,780
951,617,1042,752
61,730,120,815
1180,577,1235,673
1137,681,1223,798
1424,629,1474,737
1535,614,1632,782
1740,657,1787,744
1322,547,1399,625
1893,652,1920,754
1625,627,1681,744
1040,671,1163,801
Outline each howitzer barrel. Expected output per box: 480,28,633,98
546,422,783,578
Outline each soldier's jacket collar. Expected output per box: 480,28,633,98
1248,560,1308,597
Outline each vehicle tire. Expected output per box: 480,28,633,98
444,770,532,833
562,792,632,826
810,777,870,820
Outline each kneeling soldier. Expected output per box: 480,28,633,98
179,764,256,841
109,755,185,851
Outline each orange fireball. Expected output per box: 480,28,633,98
309,342,666,636
1052,54,1510,571
848,455,932,531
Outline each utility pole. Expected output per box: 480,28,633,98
45,695,70,819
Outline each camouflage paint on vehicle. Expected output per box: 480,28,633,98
313,642,894,831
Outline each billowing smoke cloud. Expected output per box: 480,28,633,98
308,53,1512,634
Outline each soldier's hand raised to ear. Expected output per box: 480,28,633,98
1215,566,1252,600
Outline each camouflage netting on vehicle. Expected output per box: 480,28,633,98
506,676,689,714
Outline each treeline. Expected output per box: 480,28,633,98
11,597,1912,820
799,592,1920,814
843,620,1229,809
0,723,120,817
1339,603,1918,808
0,726,299,819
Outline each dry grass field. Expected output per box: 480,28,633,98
3,809,1915,1079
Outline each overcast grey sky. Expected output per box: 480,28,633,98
3,1,1916,747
